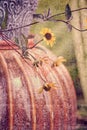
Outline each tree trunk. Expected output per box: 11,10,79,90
71,0,87,103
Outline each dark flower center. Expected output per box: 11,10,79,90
43,85,51,91
45,33,52,40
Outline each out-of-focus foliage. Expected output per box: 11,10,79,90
31,0,78,89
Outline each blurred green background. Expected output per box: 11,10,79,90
31,0,82,100
30,0,87,129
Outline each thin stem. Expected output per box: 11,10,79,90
28,39,43,49
0,33,20,47
0,7,87,32
2,33,37,60
0,21,39,32
1,33,46,83
47,7,87,20
28,53,36,60
1,33,32,67
48,19,87,32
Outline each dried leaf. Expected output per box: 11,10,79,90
65,4,72,20
67,23,72,32
46,8,51,18
52,56,66,67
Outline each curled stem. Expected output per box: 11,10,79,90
48,19,87,32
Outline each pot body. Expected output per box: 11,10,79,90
0,41,77,130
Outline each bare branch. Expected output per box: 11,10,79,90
28,39,43,49
47,7,87,19
0,7,87,33
48,19,87,32
0,22,39,32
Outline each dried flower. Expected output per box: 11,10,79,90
52,56,66,67
33,56,49,67
38,82,57,93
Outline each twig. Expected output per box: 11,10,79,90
0,21,39,32
1,33,46,83
48,19,87,32
0,7,87,32
47,7,87,20
28,39,43,49
1,33,32,66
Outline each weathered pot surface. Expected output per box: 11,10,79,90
0,40,77,130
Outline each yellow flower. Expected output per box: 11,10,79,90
40,28,56,47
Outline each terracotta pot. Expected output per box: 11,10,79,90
0,40,77,130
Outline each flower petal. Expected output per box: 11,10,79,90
40,28,56,47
